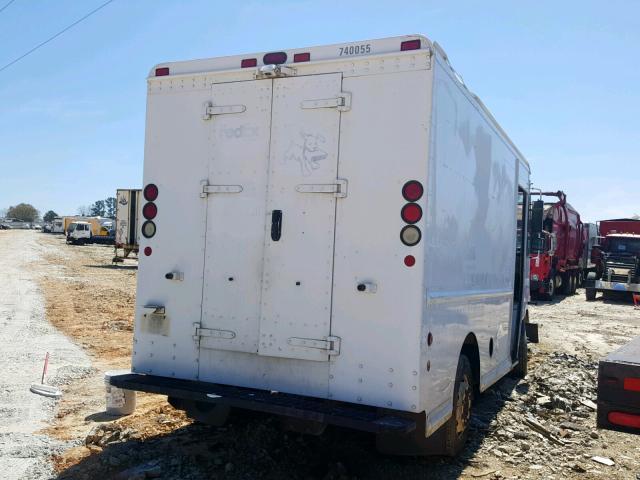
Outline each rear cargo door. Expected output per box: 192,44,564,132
200,79,273,353
258,73,343,361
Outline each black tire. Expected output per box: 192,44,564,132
569,273,577,295
441,354,474,456
376,354,474,457
512,323,528,378
586,288,596,301
542,276,555,300
561,273,571,295
175,399,230,426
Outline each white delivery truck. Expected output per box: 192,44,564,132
52,217,64,234
114,189,142,262
110,34,535,456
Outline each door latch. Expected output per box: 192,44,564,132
301,92,351,112
295,179,348,198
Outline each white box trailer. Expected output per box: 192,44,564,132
111,34,535,455
114,189,141,262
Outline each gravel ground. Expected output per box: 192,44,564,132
0,230,92,480
3,230,640,479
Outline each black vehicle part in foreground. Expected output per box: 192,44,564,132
597,336,640,435
109,373,416,434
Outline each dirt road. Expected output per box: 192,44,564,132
2,230,639,479
0,230,91,479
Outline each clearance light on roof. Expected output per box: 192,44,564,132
400,39,421,51
241,58,257,68
155,67,170,76
263,51,287,64
293,52,310,63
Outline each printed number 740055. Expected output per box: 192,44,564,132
338,44,371,56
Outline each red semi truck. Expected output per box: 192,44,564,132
585,218,640,301
529,191,584,299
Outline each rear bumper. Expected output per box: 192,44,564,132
109,373,416,434
592,280,640,293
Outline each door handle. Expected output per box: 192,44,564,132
271,210,282,241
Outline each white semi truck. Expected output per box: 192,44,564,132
110,34,535,456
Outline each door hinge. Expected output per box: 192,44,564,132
200,180,243,198
287,336,341,356
301,92,351,112
202,102,246,120
295,179,348,198
193,323,236,341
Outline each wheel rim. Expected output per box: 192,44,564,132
455,373,472,436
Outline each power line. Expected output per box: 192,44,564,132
0,0,17,15
0,0,116,74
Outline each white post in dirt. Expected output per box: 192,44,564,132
104,370,136,415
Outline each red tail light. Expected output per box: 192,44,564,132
241,58,257,68
144,246,152,256
155,67,170,76
144,183,158,201
402,180,424,202
404,255,416,267
400,40,421,51
608,411,640,429
401,203,422,224
143,202,157,220
263,52,287,64
293,52,310,63
624,377,640,392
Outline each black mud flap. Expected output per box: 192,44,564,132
110,373,416,434
525,322,539,343
597,336,640,435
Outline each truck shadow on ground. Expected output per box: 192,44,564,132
55,376,521,480
84,264,138,270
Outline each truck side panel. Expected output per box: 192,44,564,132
423,56,518,432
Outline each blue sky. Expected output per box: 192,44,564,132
0,0,638,221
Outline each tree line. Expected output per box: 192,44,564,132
2,197,117,223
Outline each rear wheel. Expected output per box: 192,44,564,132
442,354,474,456
586,288,596,301
511,323,528,378
569,273,577,295
376,354,474,456
168,398,230,426
542,276,555,300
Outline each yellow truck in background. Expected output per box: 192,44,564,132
62,216,114,245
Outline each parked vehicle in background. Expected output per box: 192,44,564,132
529,191,584,300
113,189,141,262
52,217,64,234
597,335,640,435
0,218,31,229
109,34,535,457
63,217,114,245
66,221,92,245
580,222,598,280
585,218,640,301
